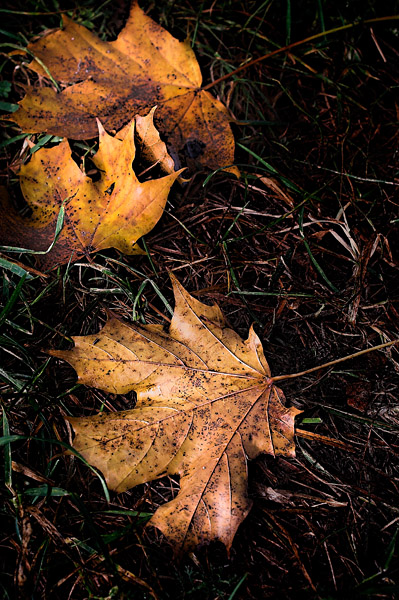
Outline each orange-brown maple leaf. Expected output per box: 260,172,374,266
8,2,239,176
0,116,183,270
51,275,301,554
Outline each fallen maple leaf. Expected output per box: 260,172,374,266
51,275,301,553
8,2,239,176
0,116,183,270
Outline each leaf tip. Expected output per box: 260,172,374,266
96,118,106,137
168,270,180,290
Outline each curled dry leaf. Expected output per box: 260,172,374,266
8,1,239,176
51,275,301,554
0,116,184,270
134,107,176,176
132,106,187,183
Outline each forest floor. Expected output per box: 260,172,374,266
1,1,399,599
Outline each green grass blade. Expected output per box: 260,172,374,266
383,527,398,571
0,101,19,112
317,0,326,34
0,434,24,446
0,257,33,279
0,434,110,501
228,573,248,600
0,133,28,149
0,274,26,325
286,0,291,44
30,134,63,154
141,237,158,275
23,486,70,497
298,207,339,293
99,509,153,518
149,279,173,316
2,409,12,489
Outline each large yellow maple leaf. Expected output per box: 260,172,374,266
8,2,238,176
0,115,183,270
51,275,301,553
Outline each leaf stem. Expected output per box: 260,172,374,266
295,428,355,452
202,15,399,92
271,339,399,383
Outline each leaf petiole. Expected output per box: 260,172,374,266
271,339,399,383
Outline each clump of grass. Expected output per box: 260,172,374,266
1,0,399,598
